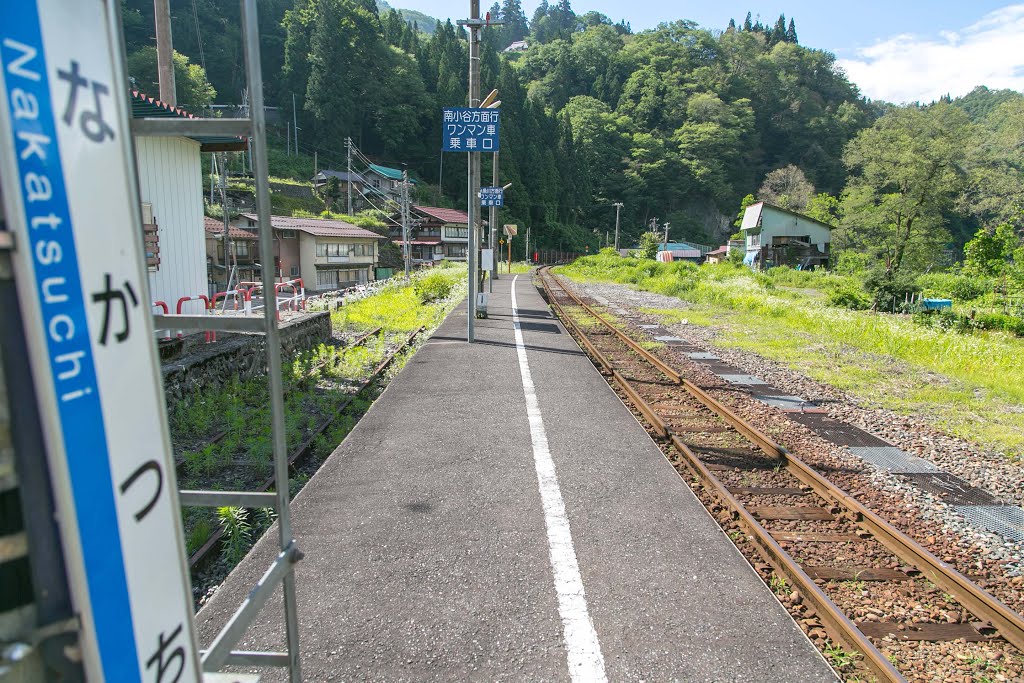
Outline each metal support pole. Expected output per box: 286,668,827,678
466,0,481,342
613,201,623,251
292,92,298,157
402,168,411,279
219,152,231,292
241,1,302,678
489,151,498,290
346,137,353,215
154,0,176,106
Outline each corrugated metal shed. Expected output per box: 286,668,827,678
135,136,207,310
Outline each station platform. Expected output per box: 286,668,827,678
196,273,836,681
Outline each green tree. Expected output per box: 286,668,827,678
126,47,216,113
963,223,1022,277
804,193,841,226
786,18,798,44
838,104,971,273
501,0,530,43
758,165,814,210
638,231,661,259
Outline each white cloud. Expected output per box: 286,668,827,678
836,4,1024,104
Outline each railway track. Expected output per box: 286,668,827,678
187,326,423,573
538,267,1024,682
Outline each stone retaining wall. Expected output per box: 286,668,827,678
161,311,331,414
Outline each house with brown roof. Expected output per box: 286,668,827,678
234,213,387,291
401,206,470,263
204,216,260,287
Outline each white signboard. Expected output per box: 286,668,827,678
0,3,199,682
480,248,494,271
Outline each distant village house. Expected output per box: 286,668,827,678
233,213,385,292
741,202,831,270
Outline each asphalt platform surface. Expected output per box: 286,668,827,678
196,272,836,682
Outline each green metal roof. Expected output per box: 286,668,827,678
367,162,417,184
367,163,403,180
130,91,247,152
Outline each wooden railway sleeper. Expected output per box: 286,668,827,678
539,270,1024,672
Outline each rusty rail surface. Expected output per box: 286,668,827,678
538,267,1024,682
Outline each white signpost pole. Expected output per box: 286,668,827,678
0,2,200,681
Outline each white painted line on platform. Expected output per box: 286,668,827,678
511,275,608,683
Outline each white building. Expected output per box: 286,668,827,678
131,91,247,312
740,201,832,270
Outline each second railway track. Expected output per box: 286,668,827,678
538,266,1024,682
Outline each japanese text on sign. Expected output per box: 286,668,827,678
0,2,200,681
442,108,500,152
479,187,503,207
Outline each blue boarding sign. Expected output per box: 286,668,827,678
0,2,200,681
442,107,500,152
480,186,504,207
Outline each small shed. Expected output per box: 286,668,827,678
131,91,247,310
704,245,730,264
657,242,703,262
740,202,831,270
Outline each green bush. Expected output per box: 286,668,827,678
864,270,922,313
916,272,992,302
828,284,871,310
975,312,1024,336
414,270,455,303
833,251,873,276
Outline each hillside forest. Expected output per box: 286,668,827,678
120,0,1024,284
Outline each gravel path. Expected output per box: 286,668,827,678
574,279,1024,579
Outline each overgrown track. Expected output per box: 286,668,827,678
173,326,384,469
539,267,1024,682
187,326,423,572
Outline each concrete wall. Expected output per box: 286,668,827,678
160,311,331,413
135,136,207,313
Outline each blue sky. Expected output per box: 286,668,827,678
396,1,1024,103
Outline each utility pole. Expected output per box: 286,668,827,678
459,0,482,341
663,222,671,247
613,201,623,251
218,152,231,292
154,0,176,106
526,225,531,263
286,121,290,156
346,137,353,215
292,93,299,156
402,167,411,279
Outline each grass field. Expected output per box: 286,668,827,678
557,253,1024,460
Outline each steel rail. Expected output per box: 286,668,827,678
667,432,904,682
539,267,1024,673
541,270,784,458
